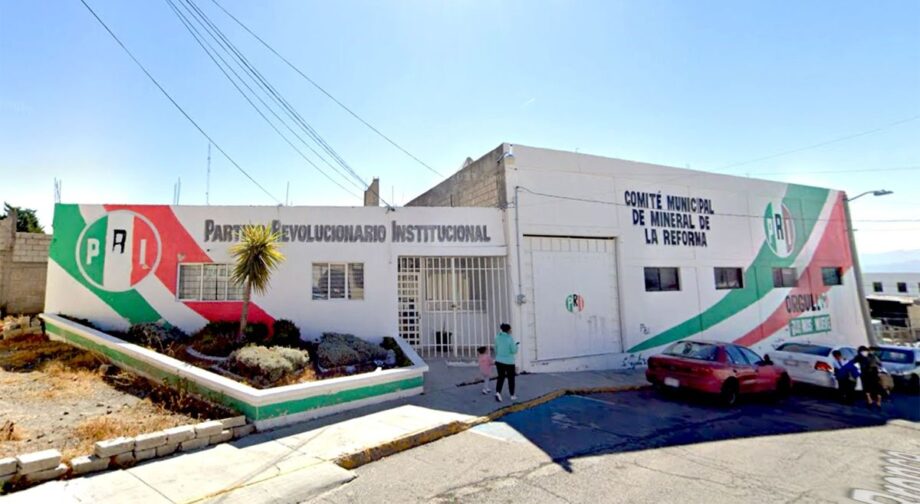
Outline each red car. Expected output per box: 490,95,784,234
646,340,792,405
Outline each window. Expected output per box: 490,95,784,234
772,267,797,288
312,263,364,300
645,267,680,292
872,347,915,365
738,347,764,366
873,282,883,293
821,267,843,286
776,343,832,357
724,345,748,365
714,267,744,290
838,347,856,360
177,264,244,301
897,282,908,293
663,341,717,361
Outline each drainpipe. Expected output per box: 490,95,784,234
514,186,525,305
843,195,876,346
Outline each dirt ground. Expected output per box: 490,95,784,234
0,334,233,461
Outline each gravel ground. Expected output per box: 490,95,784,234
0,334,228,460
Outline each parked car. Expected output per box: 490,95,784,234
646,340,791,406
871,345,920,394
764,342,858,390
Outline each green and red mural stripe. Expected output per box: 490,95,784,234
628,185,831,352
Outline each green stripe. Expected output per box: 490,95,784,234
82,214,107,286
46,318,424,421
628,185,830,352
50,204,162,325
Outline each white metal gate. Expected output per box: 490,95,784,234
398,256,510,359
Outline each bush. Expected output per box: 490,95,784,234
58,314,98,330
227,345,310,387
315,333,387,369
381,337,413,367
189,321,270,357
125,323,188,352
272,319,301,348
243,323,269,345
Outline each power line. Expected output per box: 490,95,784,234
177,0,391,206
515,186,920,223
77,0,281,205
747,165,920,176
164,0,362,198
716,114,920,172
209,0,444,178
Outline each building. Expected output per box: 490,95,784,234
43,144,871,372
863,272,920,298
1,216,52,315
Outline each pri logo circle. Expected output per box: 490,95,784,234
763,201,796,258
76,210,162,292
565,294,585,313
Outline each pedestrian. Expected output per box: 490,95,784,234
494,323,518,402
832,350,859,404
477,346,494,395
853,346,884,410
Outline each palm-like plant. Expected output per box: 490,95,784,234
230,225,285,338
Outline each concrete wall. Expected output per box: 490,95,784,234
0,218,52,315
407,144,509,209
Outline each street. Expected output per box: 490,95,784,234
315,388,920,503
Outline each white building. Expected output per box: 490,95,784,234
44,144,870,372
863,272,920,298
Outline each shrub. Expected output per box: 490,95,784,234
315,333,387,369
272,319,301,348
381,337,413,367
125,323,188,352
243,323,269,345
58,314,98,330
227,345,310,387
189,321,269,356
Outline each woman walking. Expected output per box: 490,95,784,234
494,323,518,402
854,346,884,410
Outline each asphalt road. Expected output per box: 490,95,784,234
314,388,920,504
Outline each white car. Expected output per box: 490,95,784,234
765,342,858,389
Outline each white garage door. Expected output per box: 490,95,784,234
525,236,622,361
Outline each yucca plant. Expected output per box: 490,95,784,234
230,225,285,338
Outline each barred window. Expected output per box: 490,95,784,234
714,267,744,290
178,264,244,301
312,263,364,300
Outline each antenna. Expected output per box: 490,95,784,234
206,143,211,205
53,178,62,203
173,177,182,205
285,181,290,206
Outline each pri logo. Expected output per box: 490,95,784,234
76,210,161,292
763,201,796,258
565,294,585,313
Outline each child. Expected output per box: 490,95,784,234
477,346,494,394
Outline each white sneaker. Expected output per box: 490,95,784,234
495,392,503,402
510,395,517,401
481,388,489,395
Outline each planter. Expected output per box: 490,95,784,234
39,314,428,430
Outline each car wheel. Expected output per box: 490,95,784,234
774,374,791,401
720,380,739,407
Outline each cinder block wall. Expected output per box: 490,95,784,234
407,144,508,208
0,218,51,315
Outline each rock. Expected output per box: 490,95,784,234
16,449,62,474
219,416,247,429
155,444,179,457
232,424,255,439
134,431,168,450
193,420,224,438
164,425,195,444
0,457,17,476
112,452,135,468
23,463,67,483
94,437,135,458
70,455,110,476
208,429,233,445
180,437,209,452
134,448,156,462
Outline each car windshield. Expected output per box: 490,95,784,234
775,343,832,356
872,348,914,364
663,341,719,361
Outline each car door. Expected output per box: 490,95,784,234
724,345,758,393
738,346,773,392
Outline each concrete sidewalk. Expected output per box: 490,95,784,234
1,364,646,504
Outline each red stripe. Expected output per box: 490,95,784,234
103,205,276,331
734,194,853,347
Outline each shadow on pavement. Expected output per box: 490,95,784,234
476,387,920,473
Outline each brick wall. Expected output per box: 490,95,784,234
407,144,508,208
0,218,51,315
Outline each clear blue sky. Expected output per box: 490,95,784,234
1,0,918,254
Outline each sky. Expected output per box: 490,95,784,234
1,0,918,257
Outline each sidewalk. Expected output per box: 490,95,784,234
1,364,647,504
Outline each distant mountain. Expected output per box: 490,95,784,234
860,250,920,273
